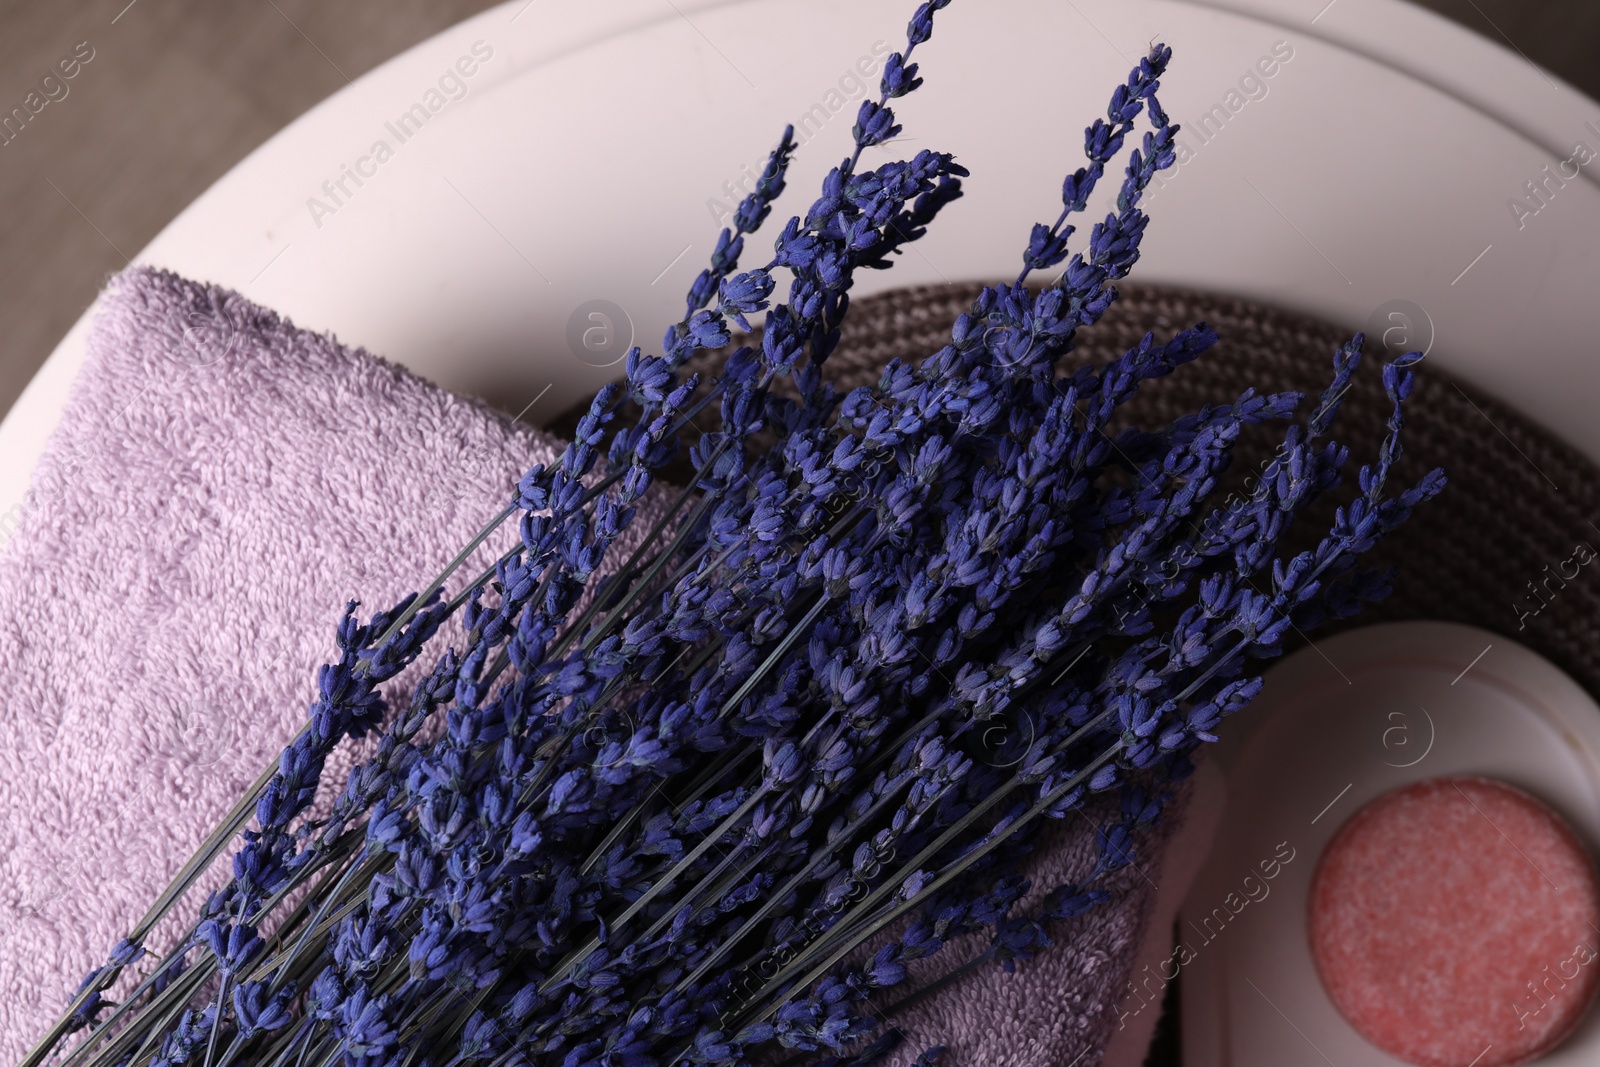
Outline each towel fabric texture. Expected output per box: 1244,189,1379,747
0,267,1189,1067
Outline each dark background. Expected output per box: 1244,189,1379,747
0,0,1594,424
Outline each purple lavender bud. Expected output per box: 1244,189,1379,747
906,0,952,46
881,52,922,98
232,981,293,1038
853,100,902,149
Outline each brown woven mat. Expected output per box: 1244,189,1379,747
551,280,1600,701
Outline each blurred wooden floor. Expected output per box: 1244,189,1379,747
0,0,1593,421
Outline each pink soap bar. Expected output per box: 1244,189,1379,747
1309,776,1600,1067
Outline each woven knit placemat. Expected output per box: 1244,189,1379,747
552,280,1600,697
547,281,1600,1064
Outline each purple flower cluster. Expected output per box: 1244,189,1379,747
31,5,1442,1067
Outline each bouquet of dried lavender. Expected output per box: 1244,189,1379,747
25,3,1443,1066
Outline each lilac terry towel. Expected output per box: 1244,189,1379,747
0,266,1192,1067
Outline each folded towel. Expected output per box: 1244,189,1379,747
0,266,1191,1067
873,777,1204,1067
